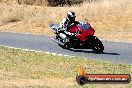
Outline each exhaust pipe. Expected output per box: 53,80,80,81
52,38,64,46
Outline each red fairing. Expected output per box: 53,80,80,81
69,22,95,41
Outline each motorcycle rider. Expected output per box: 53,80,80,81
59,11,80,37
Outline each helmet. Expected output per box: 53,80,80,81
67,11,76,22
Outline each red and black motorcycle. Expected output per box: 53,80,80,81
49,22,104,53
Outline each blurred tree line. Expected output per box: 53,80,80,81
17,0,97,6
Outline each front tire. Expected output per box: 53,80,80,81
91,38,104,53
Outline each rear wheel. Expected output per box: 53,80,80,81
92,38,104,53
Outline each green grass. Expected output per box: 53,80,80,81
0,46,131,88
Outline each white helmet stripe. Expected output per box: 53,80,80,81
68,11,75,17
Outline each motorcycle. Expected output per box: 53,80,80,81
49,22,104,53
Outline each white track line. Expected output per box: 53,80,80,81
0,45,75,58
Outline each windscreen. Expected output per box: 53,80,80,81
79,23,90,30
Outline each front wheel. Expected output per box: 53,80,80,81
91,38,104,53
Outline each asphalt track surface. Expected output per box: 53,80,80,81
0,32,132,64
